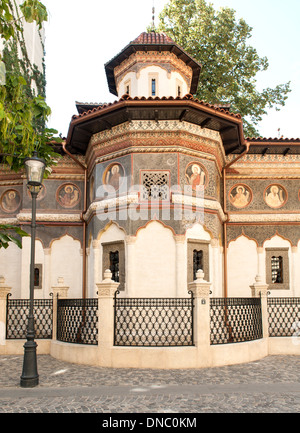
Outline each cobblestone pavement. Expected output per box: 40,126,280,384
0,355,299,414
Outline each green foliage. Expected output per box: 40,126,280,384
158,0,291,137
0,223,29,248
0,0,61,248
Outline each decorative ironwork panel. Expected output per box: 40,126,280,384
268,297,300,337
114,293,194,347
57,298,98,345
210,298,263,345
6,296,53,339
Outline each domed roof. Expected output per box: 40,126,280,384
105,32,202,96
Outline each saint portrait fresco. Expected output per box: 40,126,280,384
0,189,21,213
229,184,252,209
185,163,207,191
264,184,287,208
103,163,125,191
57,184,81,208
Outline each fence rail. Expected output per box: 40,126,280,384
56,298,98,345
210,297,263,345
114,292,194,347
6,296,53,340
268,297,300,337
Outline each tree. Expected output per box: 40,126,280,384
0,0,61,171
158,0,291,137
0,0,60,248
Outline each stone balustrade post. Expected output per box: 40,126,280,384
96,270,120,365
188,270,211,348
51,277,69,341
0,277,11,346
250,275,269,339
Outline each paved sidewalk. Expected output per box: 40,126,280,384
0,355,299,413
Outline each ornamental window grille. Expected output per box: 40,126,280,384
110,251,120,283
193,249,203,281
141,171,169,201
271,256,283,284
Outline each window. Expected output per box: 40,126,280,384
102,241,125,290
266,248,289,290
33,264,42,289
149,73,159,97
187,240,209,283
177,85,181,97
124,79,131,96
141,171,170,201
110,251,120,282
151,79,156,96
193,249,203,281
271,256,283,283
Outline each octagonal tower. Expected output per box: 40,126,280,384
66,32,246,298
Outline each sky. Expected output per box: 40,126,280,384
42,0,300,139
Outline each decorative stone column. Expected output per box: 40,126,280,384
96,270,120,366
51,277,69,341
250,275,269,338
211,238,219,296
0,277,11,346
188,270,211,347
92,239,101,296
175,235,186,297
125,236,136,296
256,247,265,283
291,246,298,295
43,248,51,299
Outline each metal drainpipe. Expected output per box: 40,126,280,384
61,141,87,299
223,141,250,298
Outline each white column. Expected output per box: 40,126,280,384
250,275,269,339
211,238,219,296
96,270,119,366
125,235,136,297
257,247,265,283
44,248,51,298
291,246,298,296
92,240,101,297
51,277,69,341
175,235,186,297
188,270,211,348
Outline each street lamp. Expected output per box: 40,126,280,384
20,151,46,388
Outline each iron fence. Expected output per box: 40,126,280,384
210,297,263,345
114,291,194,346
56,298,98,345
268,297,300,337
6,295,53,339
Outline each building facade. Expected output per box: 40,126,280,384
0,32,299,302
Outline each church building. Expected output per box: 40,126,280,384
1,31,300,303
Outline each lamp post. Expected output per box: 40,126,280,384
20,151,46,388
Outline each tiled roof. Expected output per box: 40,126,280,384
131,32,175,45
71,94,242,121
247,137,300,142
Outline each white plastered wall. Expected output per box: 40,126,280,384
118,66,189,98
227,235,258,297
132,221,176,297
0,242,22,297
50,235,82,299
20,237,45,299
